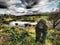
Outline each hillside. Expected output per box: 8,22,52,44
0,14,60,45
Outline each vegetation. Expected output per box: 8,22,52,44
0,24,60,45
0,12,60,45
48,12,60,29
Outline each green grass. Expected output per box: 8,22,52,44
0,24,60,45
0,25,36,45
0,15,60,45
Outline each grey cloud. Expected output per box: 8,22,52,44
0,0,21,8
0,0,9,8
21,0,39,9
0,0,60,16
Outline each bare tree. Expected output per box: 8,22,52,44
48,12,60,29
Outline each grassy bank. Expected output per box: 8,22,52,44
0,24,60,45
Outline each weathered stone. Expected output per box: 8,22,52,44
35,19,48,44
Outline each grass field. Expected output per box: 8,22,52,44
0,15,60,45
0,24,60,45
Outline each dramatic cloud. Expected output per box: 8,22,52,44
0,0,60,16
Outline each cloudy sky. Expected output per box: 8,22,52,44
0,0,60,16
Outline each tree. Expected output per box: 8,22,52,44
48,12,60,29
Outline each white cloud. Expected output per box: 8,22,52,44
7,0,50,15
0,0,60,16
7,0,21,5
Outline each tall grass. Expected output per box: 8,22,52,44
0,24,60,45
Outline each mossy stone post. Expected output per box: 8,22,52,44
35,19,48,44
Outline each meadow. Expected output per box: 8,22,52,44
0,14,60,45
